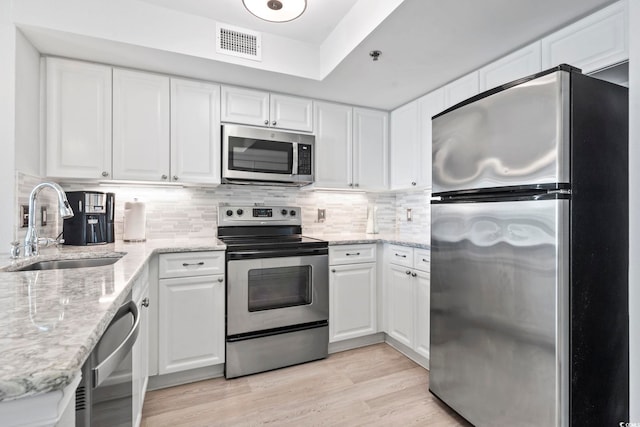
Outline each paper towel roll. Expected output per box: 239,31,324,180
123,198,146,242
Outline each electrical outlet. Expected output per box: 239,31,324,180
41,206,48,226
406,208,413,222
21,205,29,228
317,208,326,223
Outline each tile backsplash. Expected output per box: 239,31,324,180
16,172,431,242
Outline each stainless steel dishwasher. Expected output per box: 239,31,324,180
76,293,140,427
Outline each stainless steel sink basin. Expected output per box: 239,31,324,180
13,256,123,272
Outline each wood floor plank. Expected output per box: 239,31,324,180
142,343,471,426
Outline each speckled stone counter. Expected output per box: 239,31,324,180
304,232,430,250
0,238,225,403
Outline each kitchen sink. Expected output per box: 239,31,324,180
10,255,124,272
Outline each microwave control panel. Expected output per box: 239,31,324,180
297,144,312,175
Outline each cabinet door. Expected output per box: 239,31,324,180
314,101,353,189
329,263,377,342
270,94,313,132
443,71,479,109
132,283,149,427
417,88,445,190
170,78,221,184
479,42,542,91
353,107,389,190
386,263,415,348
158,274,225,374
113,69,170,181
46,58,112,179
221,86,269,127
390,101,419,190
541,1,627,74
414,270,430,360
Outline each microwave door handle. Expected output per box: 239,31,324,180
292,143,299,175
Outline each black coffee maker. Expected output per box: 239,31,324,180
63,191,115,245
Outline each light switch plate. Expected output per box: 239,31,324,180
20,205,29,228
406,208,412,222
317,208,326,222
41,206,48,226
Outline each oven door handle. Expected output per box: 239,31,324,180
227,247,328,260
92,300,140,388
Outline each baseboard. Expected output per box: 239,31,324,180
384,334,430,369
328,333,385,353
147,364,225,391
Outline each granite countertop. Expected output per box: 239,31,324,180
304,232,430,250
0,238,225,403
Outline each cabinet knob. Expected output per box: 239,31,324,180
411,182,416,186
161,174,168,180
173,175,178,181
411,272,417,277
331,269,336,273
354,183,359,188
101,171,109,177
349,183,353,187
218,277,224,283
405,270,411,275
142,297,150,308
272,121,277,126
264,120,269,125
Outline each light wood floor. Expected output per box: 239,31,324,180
141,343,471,426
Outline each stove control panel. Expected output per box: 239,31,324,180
218,205,302,225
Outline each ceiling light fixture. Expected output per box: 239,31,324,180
243,0,307,23
369,50,382,61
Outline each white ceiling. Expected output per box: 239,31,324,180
137,0,360,44
17,0,618,110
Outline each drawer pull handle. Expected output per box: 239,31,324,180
345,252,360,256
405,270,411,275
411,272,417,277
182,262,205,267
217,277,224,283
331,269,336,273
422,258,429,262
395,253,407,258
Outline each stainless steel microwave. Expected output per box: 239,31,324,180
222,125,315,186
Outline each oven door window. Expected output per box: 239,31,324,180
248,266,311,311
228,136,293,174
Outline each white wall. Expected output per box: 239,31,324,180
0,0,16,246
629,0,639,420
14,30,41,176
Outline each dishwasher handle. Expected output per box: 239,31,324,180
92,300,140,388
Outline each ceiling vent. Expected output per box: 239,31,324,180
216,23,262,61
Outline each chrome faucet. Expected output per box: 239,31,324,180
22,182,74,257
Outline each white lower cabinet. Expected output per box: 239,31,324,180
329,245,377,342
384,244,431,360
132,268,149,427
157,252,225,375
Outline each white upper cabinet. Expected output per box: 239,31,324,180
353,107,389,191
479,42,542,91
443,71,479,109
314,101,353,188
390,101,419,191
390,89,444,191
113,68,170,181
541,1,628,74
170,78,221,185
270,93,313,132
221,86,313,132
45,58,112,179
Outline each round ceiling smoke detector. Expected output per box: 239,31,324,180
243,0,307,22
369,50,382,61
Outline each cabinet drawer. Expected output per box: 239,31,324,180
159,251,225,278
388,244,413,268
414,249,431,273
329,244,376,265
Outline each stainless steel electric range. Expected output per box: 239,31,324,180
217,205,329,379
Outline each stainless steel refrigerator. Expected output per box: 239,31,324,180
429,65,628,426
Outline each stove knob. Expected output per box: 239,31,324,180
281,209,288,216
237,209,244,216
226,209,233,217
290,210,297,216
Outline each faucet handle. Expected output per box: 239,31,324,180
10,241,21,259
